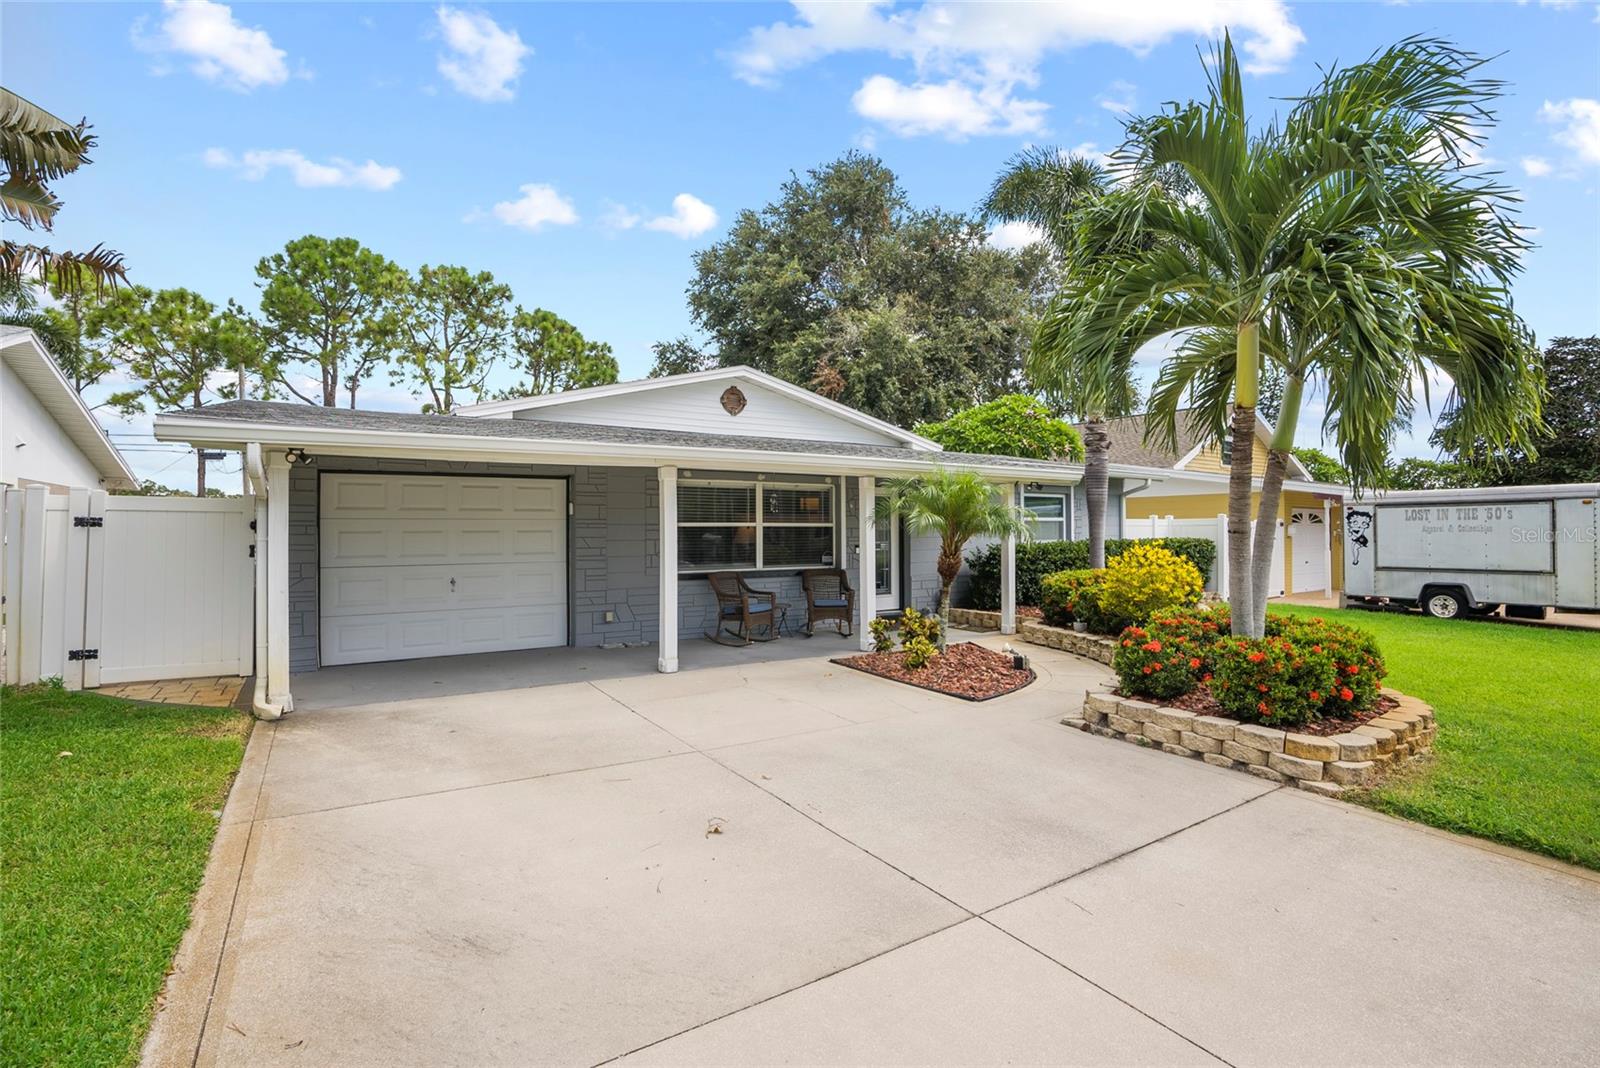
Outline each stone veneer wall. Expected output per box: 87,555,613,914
1065,688,1437,795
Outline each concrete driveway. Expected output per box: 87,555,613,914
148,635,1600,1067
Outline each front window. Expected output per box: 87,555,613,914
1024,493,1068,541
679,480,836,571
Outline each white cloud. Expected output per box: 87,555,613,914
204,148,402,190
852,75,1046,139
988,220,1047,250
728,1,1304,139
1097,79,1137,114
599,201,642,231
133,0,291,91
435,6,530,102
1521,156,1554,177
490,183,579,231
644,193,720,238
1539,97,1600,165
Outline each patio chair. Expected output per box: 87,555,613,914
705,571,781,646
801,568,855,638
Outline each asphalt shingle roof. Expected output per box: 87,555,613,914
172,400,1069,471
1073,409,1212,468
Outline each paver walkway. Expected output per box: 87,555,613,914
100,675,245,708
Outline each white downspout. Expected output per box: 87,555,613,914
245,444,285,720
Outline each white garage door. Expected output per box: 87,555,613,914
319,474,567,666
1289,510,1327,593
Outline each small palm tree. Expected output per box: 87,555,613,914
875,469,1030,646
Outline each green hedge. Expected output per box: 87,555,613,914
963,537,1217,610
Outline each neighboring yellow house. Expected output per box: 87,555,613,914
1082,410,1349,598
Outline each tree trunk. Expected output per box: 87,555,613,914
937,582,952,651
1226,322,1261,636
1082,418,1110,569
1248,374,1303,634
1248,449,1291,631
936,548,962,651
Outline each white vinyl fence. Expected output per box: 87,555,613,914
2,486,253,689
1125,512,1285,597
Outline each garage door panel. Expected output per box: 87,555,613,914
319,474,568,667
322,520,563,567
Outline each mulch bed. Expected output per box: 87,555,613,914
1125,686,1398,736
833,642,1035,701
1018,605,1044,620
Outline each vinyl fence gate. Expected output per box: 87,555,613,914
2,486,254,689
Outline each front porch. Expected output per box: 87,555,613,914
244,450,1030,719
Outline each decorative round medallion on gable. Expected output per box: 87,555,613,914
720,385,747,416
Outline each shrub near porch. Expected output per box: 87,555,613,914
964,536,1217,611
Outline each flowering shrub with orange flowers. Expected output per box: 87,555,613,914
1109,605,1387,726
1209,636,1340,726
1111,625,1203,699
1268,615,1387,715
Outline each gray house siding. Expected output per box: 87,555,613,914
288,457,662,673
288,462,940,672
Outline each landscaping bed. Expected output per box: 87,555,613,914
834,641,1034,701
1068,686,1436,793
1150,686,1399,736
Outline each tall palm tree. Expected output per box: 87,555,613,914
875,469,1031,646
0,88,126,292
984,151,1138,569
1036,34,1540,637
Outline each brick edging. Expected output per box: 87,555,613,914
1062,688,1437,795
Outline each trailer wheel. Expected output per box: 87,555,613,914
1422,588,1466,619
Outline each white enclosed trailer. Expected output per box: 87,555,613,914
1343,483,1599,619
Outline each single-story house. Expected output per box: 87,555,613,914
1,327,138,493
1085,409,1350,598
154,366,1084,716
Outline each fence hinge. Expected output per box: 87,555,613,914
73,515,105,528
68,648,100,661
249,543,256,558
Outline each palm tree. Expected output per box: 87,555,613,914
1036,34,1540,636
984,151,1139,569
875,469,1031,647
1,88,126,292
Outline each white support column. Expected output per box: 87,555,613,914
856,476,875,651
657,465,679,673
1000,482,1019,635
1322,499,1335,598
266,453,293,712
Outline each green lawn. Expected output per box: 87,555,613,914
1,684,251,1068
1273,604,1600,869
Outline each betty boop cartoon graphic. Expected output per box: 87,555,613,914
1346,509,1373,565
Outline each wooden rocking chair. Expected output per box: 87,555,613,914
801,568,855,638
705,571,780,645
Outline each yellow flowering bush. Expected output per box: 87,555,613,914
1094,541,1204,632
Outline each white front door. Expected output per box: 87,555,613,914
1289,510,1327,593
319,474,568,666
874,517,900,612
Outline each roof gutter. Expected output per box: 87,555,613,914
153,415,1083,483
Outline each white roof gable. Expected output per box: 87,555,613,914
456,366,941,451
1,327,138,488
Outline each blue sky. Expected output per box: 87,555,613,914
5,1,1598,492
